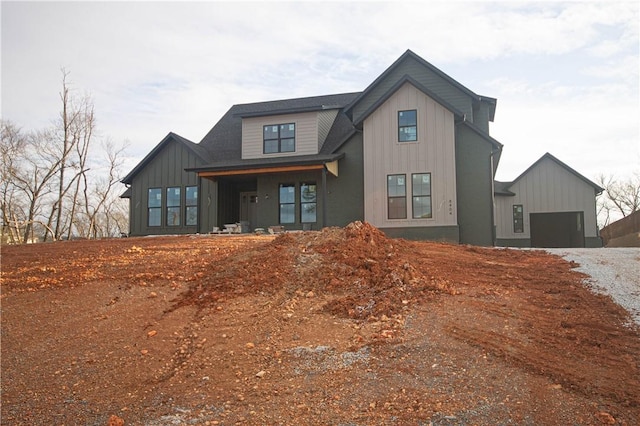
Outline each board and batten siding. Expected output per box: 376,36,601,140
242,111,320,159
495,157,600,240
352,55,473,126
129,139,206,236
363,82,457,229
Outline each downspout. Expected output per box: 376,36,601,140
489,148,499,246
197,175,202,234
322,165,328,229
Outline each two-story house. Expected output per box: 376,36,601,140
121,50,602,247
122,50,501,245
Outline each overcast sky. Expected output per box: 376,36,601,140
2,1,638,182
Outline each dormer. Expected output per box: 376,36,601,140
239,107,340,160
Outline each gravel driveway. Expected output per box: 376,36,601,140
545,248,640,327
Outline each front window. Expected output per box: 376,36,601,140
412,173,432,218
167,187,181,226
300,182,317,223
513,205,524,233
398,110,417,142
264,123,295,154
387,174,407,219
185,186,198,226
279,183,295,224
148,188,161,227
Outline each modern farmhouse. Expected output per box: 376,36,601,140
121,50,602,248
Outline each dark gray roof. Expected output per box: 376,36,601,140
494,181,515,196
198,92,361,164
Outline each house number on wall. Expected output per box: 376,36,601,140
448,200,453,215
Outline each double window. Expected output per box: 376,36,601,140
264,123,295,154
147,185,198,228
387,173,432,220
279,182,317,224
398,110,417,142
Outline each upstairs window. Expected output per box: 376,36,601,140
513,205,524,233
264,123,295,154
148,188,162,227
398,110,417,142
166,187,181,226
387,174,407,219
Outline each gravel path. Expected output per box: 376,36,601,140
545,248,640,327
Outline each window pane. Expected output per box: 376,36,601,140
398,110,416,126
513,204,524,233
186,206,197,226
280,204,295,224
148,208,161,226
388,197,407,219
413,196,432,219
281,138,295,152
167,187,180,207
280,123,295,138
279,184,295,204
399,126,417,142
300,183,317,202
167,207,180,226
264,125,278,140
148,188,161,208
186,186,197,206
264,139,279,154
412,173,431,196
301,203,316,223
387,175,406,197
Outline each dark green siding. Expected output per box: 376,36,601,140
128,139,206,236
352,56,473,125
326,133,364,226
380,226,459,242
455,125,495,246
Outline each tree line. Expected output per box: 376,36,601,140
1,71,128,244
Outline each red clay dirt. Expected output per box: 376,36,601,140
1,222,639,425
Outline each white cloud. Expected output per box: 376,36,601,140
2,1,638,183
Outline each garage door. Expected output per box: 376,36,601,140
530,212,585,248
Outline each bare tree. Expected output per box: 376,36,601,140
1,71,129,244
597,172,640,227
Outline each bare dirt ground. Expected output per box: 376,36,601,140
2,222,639,425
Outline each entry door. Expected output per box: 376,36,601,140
239,192,258,232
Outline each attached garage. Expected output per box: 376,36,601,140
530,211,585,248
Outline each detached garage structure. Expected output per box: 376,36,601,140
495,153,604,248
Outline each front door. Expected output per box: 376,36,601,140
239,192,258,232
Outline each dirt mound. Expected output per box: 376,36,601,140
174,221,453,319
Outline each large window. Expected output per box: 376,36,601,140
412,173,432,219
513,205,524,233
264,123,295,154
279,183,295,224
148,188,162,227
300,182,317,223
167,187,181,226
398,110,417,142
185,186,198,226
387,174,407,219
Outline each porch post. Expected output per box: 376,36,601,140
322,166,327,228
